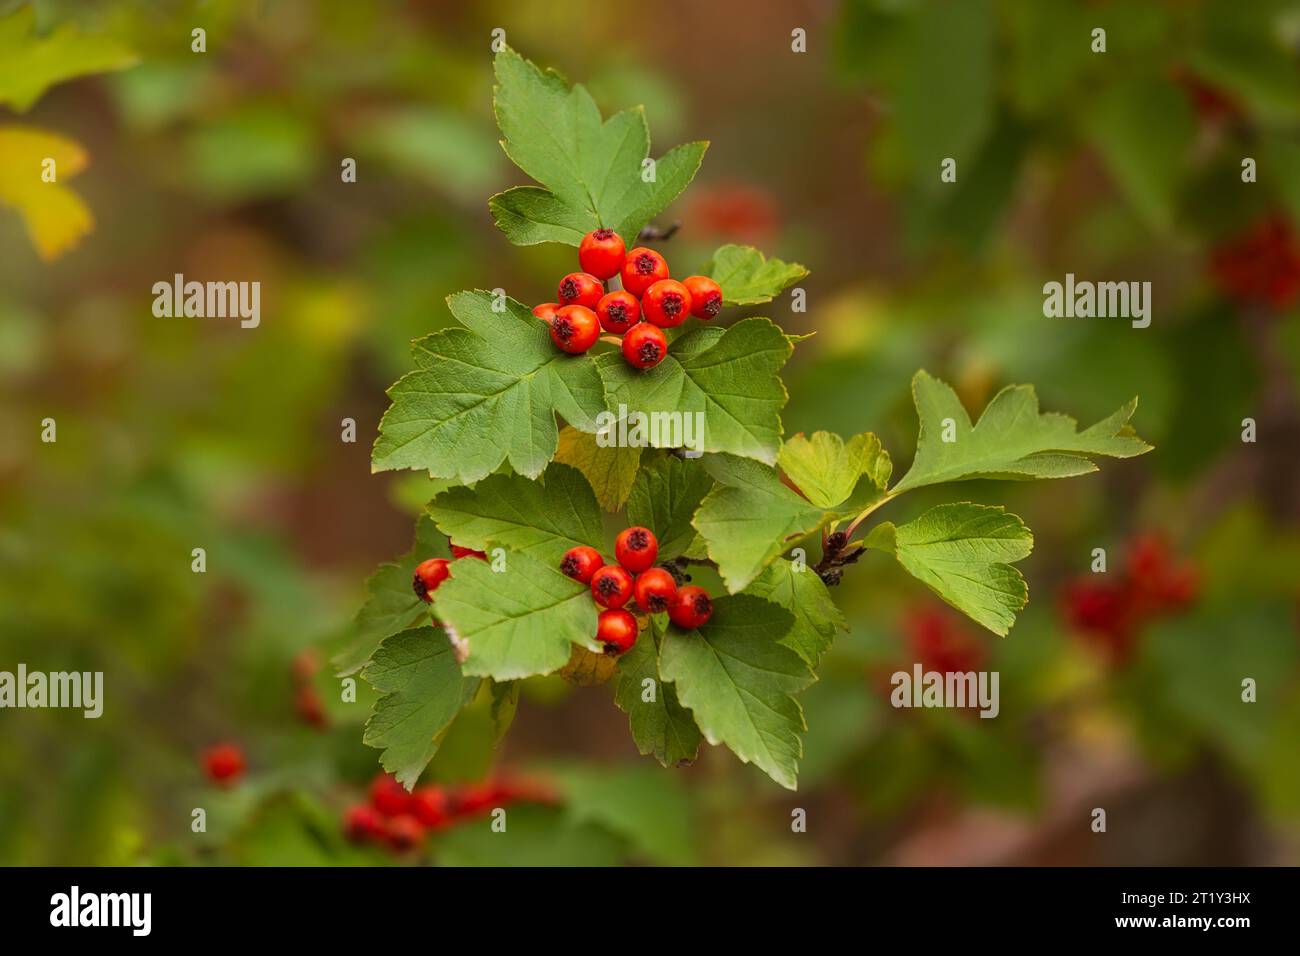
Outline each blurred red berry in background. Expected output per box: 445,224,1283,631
202,742,245,787
685,182,778,244
1209,216,1300,311
904,604,987,675
369,773,412,818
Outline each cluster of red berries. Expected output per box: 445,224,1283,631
532,228,723,369
560,527,714,655
202,742,246,787
412,542,487,603
1209,215,1300,311
1060,533,1199,664
343,773,556,853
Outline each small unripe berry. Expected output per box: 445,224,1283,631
642,279,692,328
668,585,713,629
590,564,634,608
579,228,627,280
622,322,667,369
384,814,427,852
683,275,723,319
202,742,245,786
595,290,641,334
560,545,604,583
549,304,601,353
557,272,604,309
633,567,678,613
615,526,659,573
596,608,639,655
343,803,386,843
532,302,561,324
620,247,669,297
369,773,412,818
413,557,450,602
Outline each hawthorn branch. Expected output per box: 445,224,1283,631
813,530,864,586
637,220,681,242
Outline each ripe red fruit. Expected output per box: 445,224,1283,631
557,272,604,309
413,557,450,602
596,608,639,655
549,304,600,353
904,605,986,675
683,275,723,319
385,814,427,852
622,322,667,369
451,544,487,560
560,545,604,583
634,567,677,613
668,585,713,629
595,290,641,334
579,228,627,280
410,785,450,828
642,279,693,328
452,781,498,816
343,803,386,843
202,742,245,786
532,302,560,324
590,564,634,609
369,773,412,818
615,526,659,573
620,247,669,297
295,686,328,729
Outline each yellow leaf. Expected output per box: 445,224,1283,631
0,126,95,260
554,425,642,511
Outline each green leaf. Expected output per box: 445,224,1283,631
614,619,702,768
595,317,795,465
703,244,809,306
362,626,480,788
625,454,714,560
426,463,604,563
892,370,1151,495
744,559,847,667
372,290,606,483
489,47,707,246
432,549,599,680
487,680,520,744
553,764,697,866
0,6,137,112
659,594,810,790
865,503,1033,636
554,425,641,512
333,515,443,676
693,454,827,593
778,431,891,509
692,431,891,593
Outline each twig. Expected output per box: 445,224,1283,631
637,220,681,242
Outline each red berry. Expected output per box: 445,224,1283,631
413,557,450,602
343,803,386,843
579,228,627,280
560,545,604,583
549,304,601,353
620,247,669,297
621,322,667,369
633,567,677,614
615,526,659,573
557,272,604,309
532,302,561,324
683,275,723,319
642,279,693,328
202,742,245,786
668,586,713,629
590,564,634,609
384,814,427,852
452,781,498,816
290,647,320,684
451,544,487,560
295,686,328,729
595,290,641,334
410,785,450,828
596,608,639,655
369,773,412,818
904,605,986,675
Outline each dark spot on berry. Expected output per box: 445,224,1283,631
627,528,650,551
646,593,669,613
412,574,428,600
596,574,620,598
594,228,615,240
553,317,574,342
559,278,578,301
661,293,684,317
634,253,656,275
560,554,580,578
692,593,712,617
638,341,662,364
702,294,721,317
601,642,619,656
608,304,627,323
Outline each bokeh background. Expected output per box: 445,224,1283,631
3,0,1299,865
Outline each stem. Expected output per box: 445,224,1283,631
637,220,681,242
